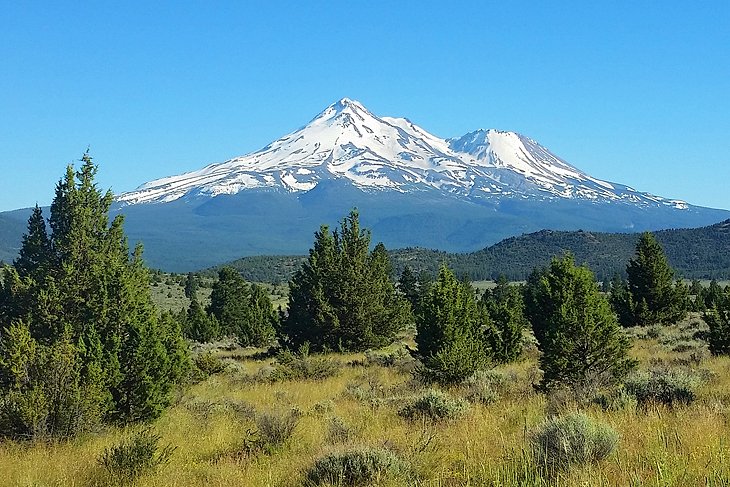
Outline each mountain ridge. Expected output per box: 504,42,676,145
117,98,690,211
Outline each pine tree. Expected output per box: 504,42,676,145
414,264,490,384
524,255,635,396
625,232,687,326
283,210,408,352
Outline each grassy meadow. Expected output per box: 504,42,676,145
1,311,730,486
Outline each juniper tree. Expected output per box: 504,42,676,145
414,264,490,384
524,254,635,396
705,287,730,355
623,232,687,326
13,205,52,281
0,153,188,438
480,275,525,363
283,210,408,352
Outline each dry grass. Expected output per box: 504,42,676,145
2,325,730,486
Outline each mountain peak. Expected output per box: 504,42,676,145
117,100,689,211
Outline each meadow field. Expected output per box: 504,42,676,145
1,313,729,487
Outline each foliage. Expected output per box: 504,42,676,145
193,352,227,377
704,288,730,355
398,389,468,421
414,264,490,385
305,447,406,486
267,346,341,382
184,298,220,343
530,412,618,472
0,154,188,438
210,219,730,284
524,254,636,395
283,210,410,352
624,367,701,407
255,408,300,450
397,265,420,313
208,267,275,346
621,232,688,326
481,275,526,363
98,429,174,485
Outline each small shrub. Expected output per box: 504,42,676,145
530,413,618,472
399,389,468,421
646,325,663,339
193,352,227,376
364,347,412,368
312,400,335,415
269,348,341,382
593,389,638,412
256,409,300,450
326,416,355,444
98,429,175,484
624,367,701,407
305,447,406,486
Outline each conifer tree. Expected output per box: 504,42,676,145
208,267,250,337
398,265,420,312
414,264,490,384
246,284,276,347
481,275,525,363
283,210,408,352
625,232,687,326
183,272,198,300
524,255,635,395
13,205,52,281
0,153,188,438
704,287,730,355
186,298,220,343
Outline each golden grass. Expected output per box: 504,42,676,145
2,331,730,486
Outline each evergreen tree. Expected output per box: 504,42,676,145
398,265,420,312
208,267,250,337
625,232,687,326
0,153,188,438
524,255,635,395
186,298,220,343
183,272,198,301
704,287,730,355
13,205,52,281
245,284,276,347
414,264,490,384
481,275,525,363
283,210,408,352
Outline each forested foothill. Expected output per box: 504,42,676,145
2,159,730,485
214,220,730,284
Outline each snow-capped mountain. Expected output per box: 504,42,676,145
117,98,686,210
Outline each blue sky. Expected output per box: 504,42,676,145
1,1,729,212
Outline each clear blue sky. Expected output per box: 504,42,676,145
1,1,729,212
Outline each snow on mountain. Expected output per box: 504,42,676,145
117,98,686,209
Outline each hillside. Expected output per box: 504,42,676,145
210,219,730,283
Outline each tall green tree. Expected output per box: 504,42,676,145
207,267,275,346
524,255,635,395
704,287,730,355
622,232,687,326
283,210,409,352
183,272,198,301
414,264,490,384
0,153,188,439
13,205,52,281
398,265,420,313
481,275,525,363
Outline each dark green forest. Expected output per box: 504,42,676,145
206,220,730,283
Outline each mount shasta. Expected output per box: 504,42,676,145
3,98,728,271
